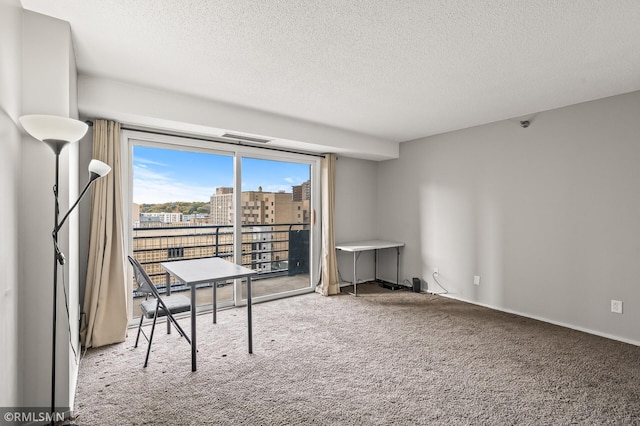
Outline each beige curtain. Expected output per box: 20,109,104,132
80,120,128,348
318,153,340,296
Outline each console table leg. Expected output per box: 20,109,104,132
353,252,357,296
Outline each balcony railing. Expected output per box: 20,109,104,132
132,222,310,296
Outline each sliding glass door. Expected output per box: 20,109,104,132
125,131,319,319
238,156,312,301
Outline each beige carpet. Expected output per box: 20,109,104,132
73,283,640,425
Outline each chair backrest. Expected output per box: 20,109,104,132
128,256,161,299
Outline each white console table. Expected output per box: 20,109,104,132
335,240,405,296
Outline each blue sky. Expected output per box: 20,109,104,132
133,146,310,203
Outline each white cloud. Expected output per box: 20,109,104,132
135,157,168,167
133,165,216,203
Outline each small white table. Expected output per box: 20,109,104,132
335,240,405,296
161,257,257,371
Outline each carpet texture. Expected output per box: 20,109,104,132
73,284,640,425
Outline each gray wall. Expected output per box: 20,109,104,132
334,156,378,284
0,0,23,408
377,91,640,344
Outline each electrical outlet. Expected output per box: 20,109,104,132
611,300,623,314
473,275,481,285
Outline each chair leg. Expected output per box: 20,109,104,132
157,298,192,346
134,314,145,348
167,313,192,346
144,307,160,368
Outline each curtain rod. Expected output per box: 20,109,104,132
85,120,326,159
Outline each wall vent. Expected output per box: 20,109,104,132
221,133,271,144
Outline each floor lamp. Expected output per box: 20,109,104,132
19,115,111,425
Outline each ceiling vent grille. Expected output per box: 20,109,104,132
221,133,271,144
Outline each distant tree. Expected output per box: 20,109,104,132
140,201,210,215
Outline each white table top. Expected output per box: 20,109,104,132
161,257,257,285
335,239,405,252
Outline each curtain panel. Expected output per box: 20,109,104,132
318,153,340,296
80,120,128,348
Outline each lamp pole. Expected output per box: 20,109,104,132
52,151,59,425
49,140,67,426
49,147,106,425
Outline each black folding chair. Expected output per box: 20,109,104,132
128,256,192,367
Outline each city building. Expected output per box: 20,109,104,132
139,212,183,224
132,203,140,226
210,187,234,225
292,179,311,202
183,213,209,224
210,186,310,226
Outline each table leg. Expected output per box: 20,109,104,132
375,249,378,282
396,247,400,285
247,277,253,354
213,280,217,324
353,252,358,296
191,284,197,372
165,272,171,334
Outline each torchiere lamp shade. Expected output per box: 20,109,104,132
19,114,89,153
88,159,112,180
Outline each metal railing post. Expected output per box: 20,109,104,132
215,226,220,257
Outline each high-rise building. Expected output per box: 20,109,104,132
216,187,233,195
292,179,311,201
210,187,234,225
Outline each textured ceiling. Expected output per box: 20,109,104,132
21,0,640,144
